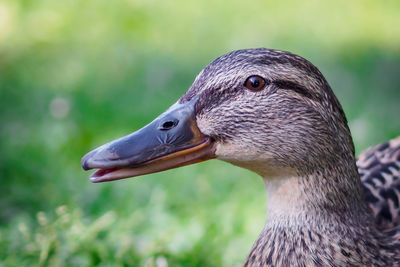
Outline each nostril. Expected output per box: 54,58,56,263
159,120,178,131
162,121,175,128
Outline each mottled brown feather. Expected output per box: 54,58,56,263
180,49,400,266
358,137,400,230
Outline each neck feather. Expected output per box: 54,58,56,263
244,163,388,266
263,161,369,224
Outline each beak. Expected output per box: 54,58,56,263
81,97,216,183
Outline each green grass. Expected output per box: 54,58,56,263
1,163,264,266
0,0,399,266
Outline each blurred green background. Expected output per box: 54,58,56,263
0,0,399,266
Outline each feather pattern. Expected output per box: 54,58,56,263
182,49,400,266
358,137,400,230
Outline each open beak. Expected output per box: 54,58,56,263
81,97,216,183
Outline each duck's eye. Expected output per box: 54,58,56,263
244,75,266,91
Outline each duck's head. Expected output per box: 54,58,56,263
82,48,354,183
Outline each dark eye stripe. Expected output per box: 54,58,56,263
272,80,314,100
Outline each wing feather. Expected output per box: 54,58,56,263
358,137,400,230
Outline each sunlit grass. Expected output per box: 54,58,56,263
1,162,265,266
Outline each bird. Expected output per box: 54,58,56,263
82,48,400,266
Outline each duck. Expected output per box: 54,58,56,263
81,48,400,266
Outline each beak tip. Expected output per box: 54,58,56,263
81,149,97,171
89,176,100,183
81,156,91,171
81,144,122,171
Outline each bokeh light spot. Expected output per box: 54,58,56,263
50,97,70,119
